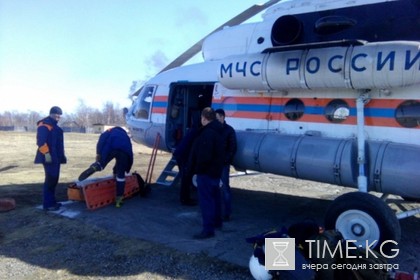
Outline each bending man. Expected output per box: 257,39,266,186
79,126,133,207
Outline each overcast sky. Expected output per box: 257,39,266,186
0,0,266,115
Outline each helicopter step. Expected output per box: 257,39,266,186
156,156,180,187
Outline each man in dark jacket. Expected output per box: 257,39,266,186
215,109,237,221
189,107,225,239
34,106,67,211
78,126,133,207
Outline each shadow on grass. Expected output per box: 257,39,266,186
0,165,18,173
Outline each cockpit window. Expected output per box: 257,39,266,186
132,85,155,120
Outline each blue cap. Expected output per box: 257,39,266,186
49,106,63,115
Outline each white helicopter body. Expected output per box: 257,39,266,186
126,0,420,251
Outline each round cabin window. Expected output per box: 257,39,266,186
284,98,305,121
325,99,350,123
395,100,420,128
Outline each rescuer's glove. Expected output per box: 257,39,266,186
45,153,52,163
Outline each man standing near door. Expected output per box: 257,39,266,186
189,107,224,239
215,108,237,222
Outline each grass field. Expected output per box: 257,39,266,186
0,132,250,280
0,131,167,186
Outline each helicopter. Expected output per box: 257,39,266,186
125,0,420,253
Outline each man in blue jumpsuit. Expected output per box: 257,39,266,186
34,106,67,211
189,107,225,239
78,126,133,207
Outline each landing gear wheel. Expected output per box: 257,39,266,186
324,192,401,255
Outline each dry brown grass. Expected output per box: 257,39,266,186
0,132,250,280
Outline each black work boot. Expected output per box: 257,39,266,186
78,162,101,181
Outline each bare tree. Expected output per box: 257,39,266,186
0,99,127,130
103,102,115,124
28,111,42,128
74,99,94,128
0,111,14,126
90,108,103,125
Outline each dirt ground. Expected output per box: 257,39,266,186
0,131,419,279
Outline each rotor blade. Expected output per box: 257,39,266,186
159,0,281,73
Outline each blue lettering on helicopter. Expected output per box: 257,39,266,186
221,61,261,77
250,61,261,76
236,62,247,76
287,58,299,75
328,55,343,73
219,49,420,77
306,57,320,74
220,63,233,77
405,50,420,70
351,53,368,72
378,51,395,71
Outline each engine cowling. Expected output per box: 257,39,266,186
218,41,420,90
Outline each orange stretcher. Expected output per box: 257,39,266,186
67,172,145,210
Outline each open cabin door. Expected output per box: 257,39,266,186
165,82,214,151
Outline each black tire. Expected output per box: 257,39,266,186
324,192,401,255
